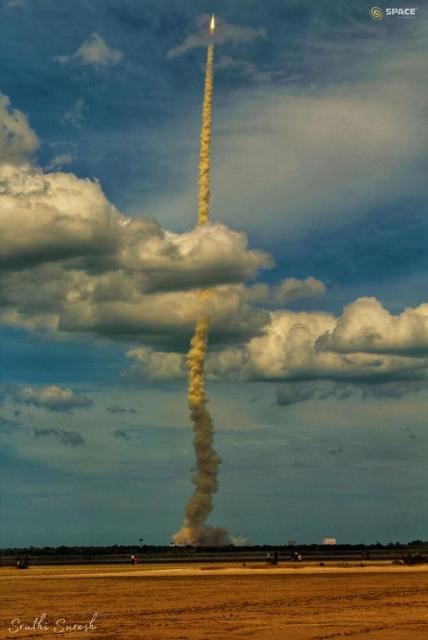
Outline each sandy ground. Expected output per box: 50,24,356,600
1,562,428,639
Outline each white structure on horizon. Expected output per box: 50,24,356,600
322,537,337,545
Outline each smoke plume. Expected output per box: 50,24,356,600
172,317,228,546
173,34,231,546
198,43,213,225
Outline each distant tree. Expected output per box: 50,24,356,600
409,539,424,547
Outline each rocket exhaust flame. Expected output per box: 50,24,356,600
173,17,230,547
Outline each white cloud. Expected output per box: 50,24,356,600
0,95,271,347
179,300,428,386
56,33,123,68
231,279,326,306
244,306,428,382
114,221,272,289
0,94,38,164
0,163,120,269
0,308,58,333
0,244,270,345
125,347,186,382
167,15,265,59
11,386,93,413
0,98,270,279
63,98,86,127
274,277,326,304
212,82,427,238
5,0,26,8
318,297,428,357
154,46,428,239
207,347,249,382
45,153,74,171
124,297,428,385
215,55,281,84
57,285,268,348
3,92,428,396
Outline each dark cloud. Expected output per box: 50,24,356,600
0,415,22,431
113,429,131,440
359,381,426,400
276,379,427,407
292,460,305,468
33,428,84,446
276,382,353,406
106,405,137,414
328,445,344,455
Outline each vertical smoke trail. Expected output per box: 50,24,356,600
173,16,230,547
173,316,226,546
198,42,214,226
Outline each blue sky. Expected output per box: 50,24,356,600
0,0,427,546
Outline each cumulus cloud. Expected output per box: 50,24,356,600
273,277,326,304
207,346,249,382
0,94,38,164
0,239,269,347
232,278,326,306
0,94,271,348
55,33,123,68
167,15,265,58
114,222,272,290
3,91,428,397
253,310,427,382
0,163,120,270
33,427,84,446
61,285,268,348
181,300,428,387
125,347,186,382
12,386,92,413
0,95,270,279
317,297,428,357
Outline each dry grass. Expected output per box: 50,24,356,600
1,563,428,639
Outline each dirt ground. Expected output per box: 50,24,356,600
1,563,428,639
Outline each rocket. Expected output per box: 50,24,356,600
210,13,215,34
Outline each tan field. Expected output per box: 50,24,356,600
1,562,428,639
